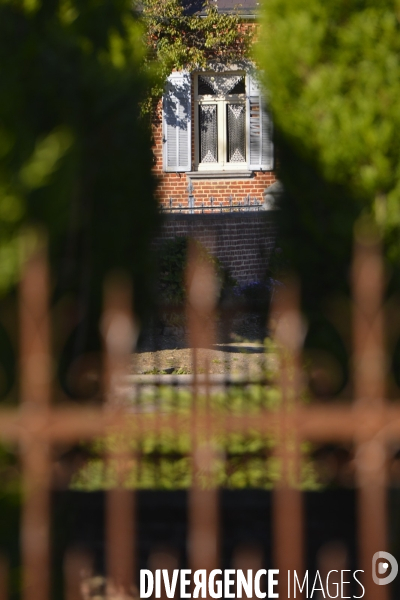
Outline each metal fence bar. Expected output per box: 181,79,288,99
3,403,400,445
64,549,93,600
0,555,8,600
186,242,220,578
161,205,263,213
272,280,304,597
19,243,52,600
353,231,388,600
103,276,136,596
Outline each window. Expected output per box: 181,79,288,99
162,69,273,173
195,72,247,170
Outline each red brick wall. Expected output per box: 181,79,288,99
155,213,277,283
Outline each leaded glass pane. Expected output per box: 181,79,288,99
199,104,218,163
199,74,245,97
228,78,246,95
227,104,246,163
198,78,216,96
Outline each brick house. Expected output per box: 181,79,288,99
152,0,277,209
152,0,278,283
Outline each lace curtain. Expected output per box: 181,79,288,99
199,105,218,163
227,104,246,163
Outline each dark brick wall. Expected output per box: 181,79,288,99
155,212,278,283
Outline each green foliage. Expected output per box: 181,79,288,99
258,0,400,204
0,0,159,301
0,0,161,400
157,237,188,304
256,1,400,391
140,0,254,110
257,0,400,277
70,383,321,491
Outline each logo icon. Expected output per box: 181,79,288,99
372,551,398,585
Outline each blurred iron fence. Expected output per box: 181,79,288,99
0,234,396,600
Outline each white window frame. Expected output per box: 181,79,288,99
194,71,247,171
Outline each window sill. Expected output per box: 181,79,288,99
187,171,254,180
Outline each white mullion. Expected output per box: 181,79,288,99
224,99,228,167
217,98,224,167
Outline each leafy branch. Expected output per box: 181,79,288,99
139,0,255,112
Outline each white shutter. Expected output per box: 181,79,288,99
246,72,274,171
162,71,192,172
